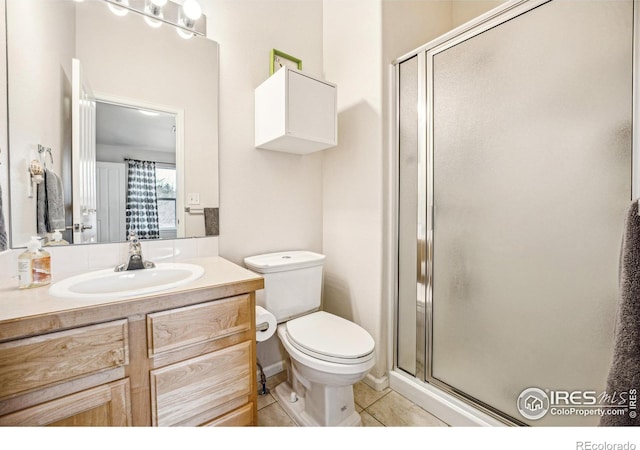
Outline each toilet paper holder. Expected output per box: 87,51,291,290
256,321,270,332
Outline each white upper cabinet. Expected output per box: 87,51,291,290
255,68,337,155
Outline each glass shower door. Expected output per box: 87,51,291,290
429,0,633,426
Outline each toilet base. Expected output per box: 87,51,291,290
273,381,362,427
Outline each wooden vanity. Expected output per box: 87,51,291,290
0,257,264,426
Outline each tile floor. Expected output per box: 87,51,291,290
257,371,449,427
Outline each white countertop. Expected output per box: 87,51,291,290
0,256,263,324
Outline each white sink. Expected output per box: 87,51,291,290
49,263,205,300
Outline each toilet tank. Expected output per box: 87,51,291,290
244,251,326,323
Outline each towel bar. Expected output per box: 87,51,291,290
184,206,204,215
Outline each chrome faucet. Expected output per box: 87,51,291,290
115,231,156,272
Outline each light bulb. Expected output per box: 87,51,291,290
108,0,129,17
177,28,195,40
144,0,165,28
146,0,167,18
182,0,202,21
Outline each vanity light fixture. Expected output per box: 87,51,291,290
176,0,202,39
147,0,168,14
102,0,206,37
144,0,167,28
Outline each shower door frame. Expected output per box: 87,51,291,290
391,0,639,426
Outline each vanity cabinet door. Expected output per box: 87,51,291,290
150,340,252,426
147,293,257,426
0,379,131,426
0,320,129,399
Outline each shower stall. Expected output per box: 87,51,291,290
391,0,637,426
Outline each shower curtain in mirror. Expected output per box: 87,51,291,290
125,159,159,240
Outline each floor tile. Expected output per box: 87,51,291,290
360,410,384,427
257,401,297,427
257,392,276,410
366,391,448,427
353,381,391,409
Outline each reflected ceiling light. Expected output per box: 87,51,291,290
139,110,160,117
107,0,129,17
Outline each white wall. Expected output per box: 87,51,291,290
7,0,75,247
322,0,459,385
452,0,505,28
203,0,324,372
322,0,385,382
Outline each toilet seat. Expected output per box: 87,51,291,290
285,311,375,365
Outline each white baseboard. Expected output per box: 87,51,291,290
362,372,389,392
257,359,286,379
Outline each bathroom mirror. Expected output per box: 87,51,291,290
6,0,219,248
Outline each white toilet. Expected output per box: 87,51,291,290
244,251,375,427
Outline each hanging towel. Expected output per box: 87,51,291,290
204,207,219,236
37,169,65,234
36,181,47,235
45,169,65,231
600,199,640,426
0,182,7,252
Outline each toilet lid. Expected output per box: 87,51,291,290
286,311,375,361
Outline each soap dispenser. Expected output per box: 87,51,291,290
18,236,51,289
45,229,69,246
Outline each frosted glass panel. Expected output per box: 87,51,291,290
397,56,419,375
431,0,632,426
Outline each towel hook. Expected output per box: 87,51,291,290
38,144,53,169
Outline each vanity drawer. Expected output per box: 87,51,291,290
150,340,252,426
147,294,252,356
0,320,129,399
201,402,254,427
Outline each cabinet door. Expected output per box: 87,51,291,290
150,341,252,426
288,70,336,144
0,379,131,426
